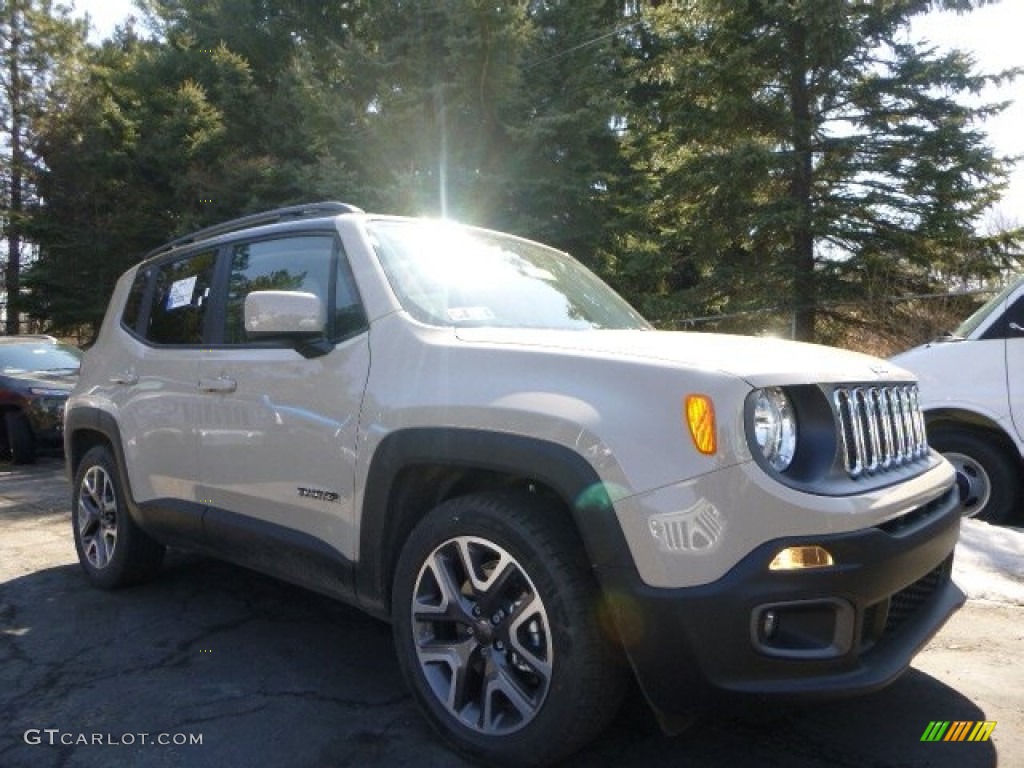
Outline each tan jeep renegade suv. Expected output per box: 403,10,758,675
66,202,963,766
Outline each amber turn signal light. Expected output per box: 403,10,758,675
685,395,717,455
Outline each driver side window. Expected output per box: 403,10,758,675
982,294,1024,340
223,236,334,345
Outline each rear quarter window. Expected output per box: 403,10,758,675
121,267,152,333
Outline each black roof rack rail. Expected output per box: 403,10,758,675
146,201,363,259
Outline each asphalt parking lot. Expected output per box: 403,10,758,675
1,458,1021,768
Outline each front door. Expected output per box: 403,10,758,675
196,234,370,591
998,287,1024,440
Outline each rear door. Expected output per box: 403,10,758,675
112,249,217,540
196,233,370,590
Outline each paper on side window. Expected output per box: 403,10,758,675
166,276,198,310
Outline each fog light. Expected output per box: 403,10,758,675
769,545,834,571
751,599,854,658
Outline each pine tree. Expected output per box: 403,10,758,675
25,28,254,333
340,1,533,222
506,0,633,259
0,0,85,333
619,0,1021,341
25,2,365,335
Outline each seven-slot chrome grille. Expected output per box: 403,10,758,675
834,385,928,478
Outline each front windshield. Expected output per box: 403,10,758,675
367,220,650,331
0,343,82,374
955,276,1024,338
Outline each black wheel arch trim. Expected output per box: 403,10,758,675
925,412,1023,468
65,406,137,503
355,427,636,616
66,407,173,543
925,408,1011,440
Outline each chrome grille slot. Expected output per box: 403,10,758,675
871,388,895,470
834,384,928,478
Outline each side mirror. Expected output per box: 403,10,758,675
245,290,325,337
244,291,333,358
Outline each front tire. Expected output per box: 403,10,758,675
930,428,1020,524
5,411,36,464
391,491,626,767
72,445,166,588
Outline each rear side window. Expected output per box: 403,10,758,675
146,251,216,345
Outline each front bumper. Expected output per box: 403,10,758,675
27,405,67,450
597,485,963,720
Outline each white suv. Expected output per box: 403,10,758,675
66,202,963,766
892,277,1024,524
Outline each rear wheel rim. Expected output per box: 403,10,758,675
944,451,991,518
78,465,118,568
410,536,553,735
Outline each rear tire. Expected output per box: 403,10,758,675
391,491,626,767
930,428,1020,524
72,445,166,588
5,411,36,465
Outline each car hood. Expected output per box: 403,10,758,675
890,337,968,364
454,329,914,388
0,369,79,393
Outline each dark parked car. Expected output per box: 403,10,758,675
0,335,82,463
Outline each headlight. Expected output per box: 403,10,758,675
29,389,68,416
30,387,67,397
752,387,797,471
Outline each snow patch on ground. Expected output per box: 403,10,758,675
953,518,1024,606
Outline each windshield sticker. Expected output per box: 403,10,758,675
447,307,496,323
166,276,198,310
520,264,556,281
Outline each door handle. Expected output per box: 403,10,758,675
199,376,237,393
110,372,139,385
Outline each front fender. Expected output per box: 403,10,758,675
355,427,637,615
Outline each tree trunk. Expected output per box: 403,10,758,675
5,2,24,335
